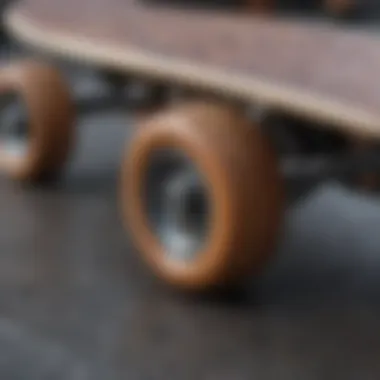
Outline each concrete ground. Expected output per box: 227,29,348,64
1,6,380,380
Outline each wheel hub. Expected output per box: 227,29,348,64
0,93,28,159
145,150,210,262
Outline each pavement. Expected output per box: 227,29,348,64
1,7,380,380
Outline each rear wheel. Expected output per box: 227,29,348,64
0,60,74,182
121,101,284,291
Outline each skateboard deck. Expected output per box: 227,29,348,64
5,0,380,138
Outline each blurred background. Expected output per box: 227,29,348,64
0,1,380,379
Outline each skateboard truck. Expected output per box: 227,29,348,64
75,72,170,115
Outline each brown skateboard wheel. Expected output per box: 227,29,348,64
0,61,74,182
121,101,284,291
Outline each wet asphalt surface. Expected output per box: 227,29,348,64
1,4,380,380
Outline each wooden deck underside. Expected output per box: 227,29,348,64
5,0,380,138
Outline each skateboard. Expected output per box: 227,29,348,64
3,0,380,293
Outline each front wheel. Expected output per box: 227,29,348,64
121,101,284,292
